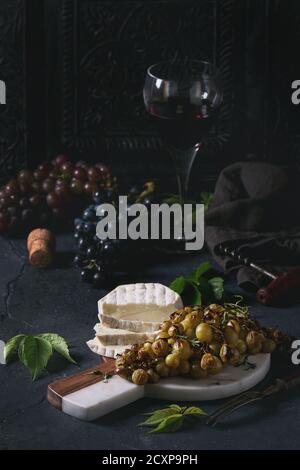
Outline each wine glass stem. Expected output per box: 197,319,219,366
169,145,200,205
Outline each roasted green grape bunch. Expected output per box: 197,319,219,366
116,303,292,385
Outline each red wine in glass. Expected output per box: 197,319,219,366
143,60,222,252
148,97,214,150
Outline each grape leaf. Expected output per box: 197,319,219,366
181,281,202,305
208,277,224,301
183,406,208,417
140,408,177,427
197,277,214,304
186,262,212,284
18,336,52,380
169,276,186,295
194,261,212,280
170,262,225,306
139,403,208,434
38,333,76,364
168,404,182,413
3,334,25,364
150,414,184,433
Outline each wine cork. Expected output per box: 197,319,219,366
27,229,55,268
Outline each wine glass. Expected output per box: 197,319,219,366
143,60,222,205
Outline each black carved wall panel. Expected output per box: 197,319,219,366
267,0,300,164
0,0,46,183
45,0,242,191
1,0,300,186
0,0,26,182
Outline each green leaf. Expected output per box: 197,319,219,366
169,276,186,295
38,333,76,364
140,408,176,427
150,414,184,433
181,281,202,306
18,336,52,380
181,262,212,286
197,277,214,304
3,334,25,364
183,406,208,417
194,262,213,280
208,277,224,301
168,404,182,413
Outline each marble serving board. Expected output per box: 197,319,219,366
47,354,270,421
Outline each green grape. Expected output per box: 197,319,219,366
168,324,184,337
155,361,170,377
220,343,240,365
170,310,187,324
236,339,247,354
144,342,153,352
117,366,131,379
137,347,153,362
220,343,231,363
185,327,196,339
132,369,148,385
239,327,248,340
173,339,193,360
196,323,213,343
165,352,181,369
115,356,125,369
178,359,190,375
152,339,169,357
209,342,221,355
184,311,203,328
224,326,239,346
161,320,172,332
229,347,240,366
168,337,176,346
262,338,276,353
184,306,194,314
227,319,241,335
147,369,160,384
246,330,263,351
209,356,223,375
205,303,225,314
190,362,208,379
155,331,170,340
200,353,215,370
123,349,137,364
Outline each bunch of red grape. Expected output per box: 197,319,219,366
0,154,116,235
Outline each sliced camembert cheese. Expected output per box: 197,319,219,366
98,283,183,333
87,337,130,358
93,323,156,346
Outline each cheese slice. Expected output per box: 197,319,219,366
87,337,130,358
93,323,156,346
98,283,183,333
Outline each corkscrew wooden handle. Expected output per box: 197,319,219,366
256,268,300,306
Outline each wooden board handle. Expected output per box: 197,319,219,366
47,357,116,410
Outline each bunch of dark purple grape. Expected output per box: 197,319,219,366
73,185,157,287
0,155,116,235
73,189,116,287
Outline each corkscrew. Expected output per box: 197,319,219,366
216,244,300,306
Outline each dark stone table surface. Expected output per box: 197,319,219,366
0,234,300,450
